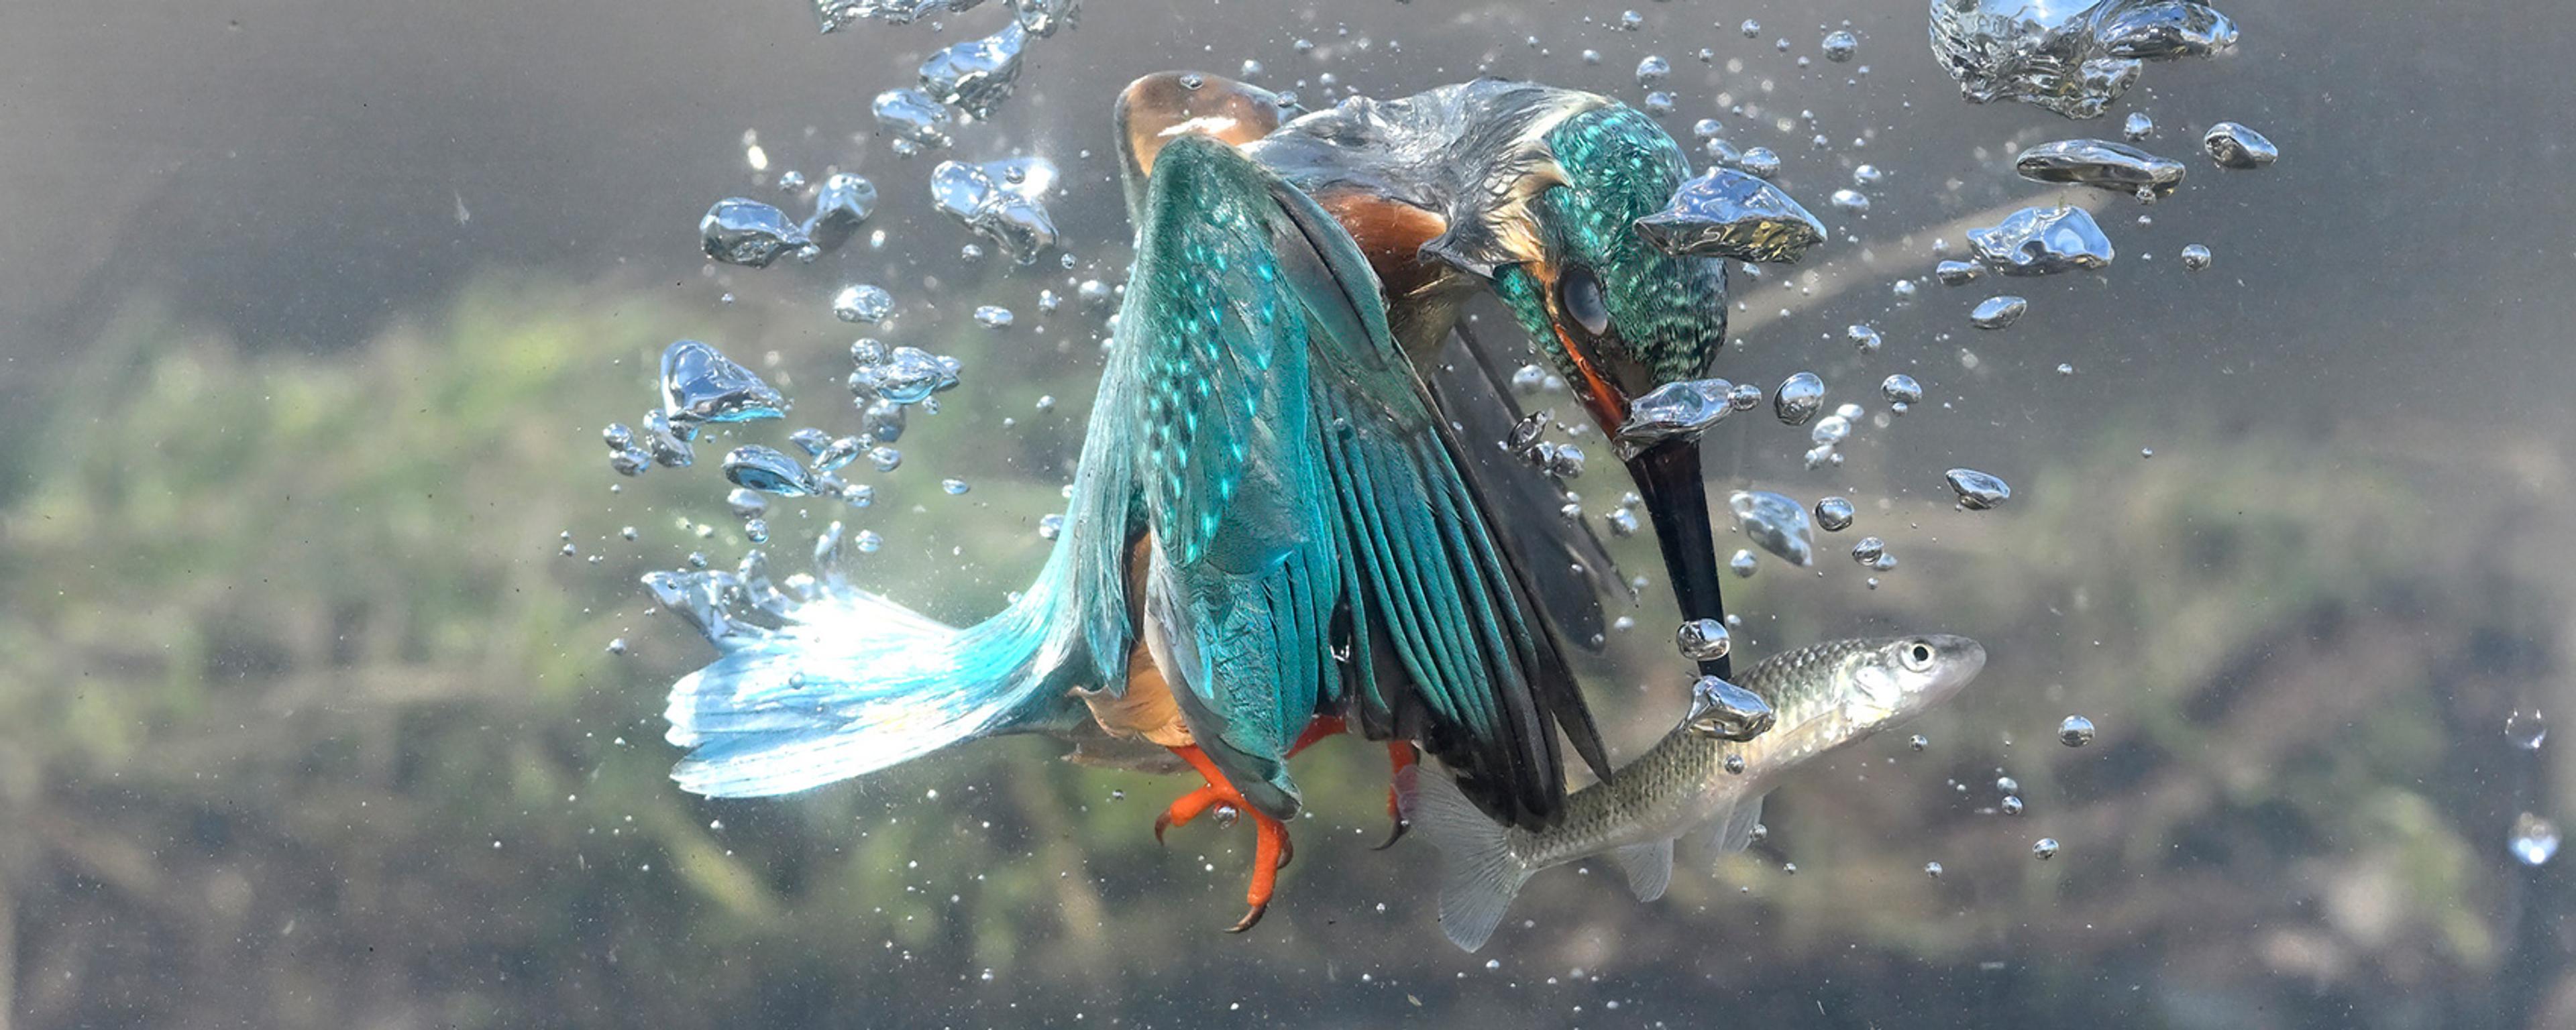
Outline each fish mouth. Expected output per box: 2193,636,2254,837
1913,634,1988,707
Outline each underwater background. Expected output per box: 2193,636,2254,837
1,0,2572,1026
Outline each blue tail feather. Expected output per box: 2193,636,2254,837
661,547,1097,798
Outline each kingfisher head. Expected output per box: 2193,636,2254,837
1422,100,1736,672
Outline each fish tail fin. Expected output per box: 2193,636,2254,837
1395,765,1533,952
659,549,1097,798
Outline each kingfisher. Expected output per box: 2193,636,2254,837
655,75,1742,932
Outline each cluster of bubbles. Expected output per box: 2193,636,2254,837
1923,0,2277,331
699,172,880,270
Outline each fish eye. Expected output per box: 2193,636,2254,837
1901,640,1936,672
1556,266,1613,337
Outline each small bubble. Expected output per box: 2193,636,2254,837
606,638,629,656
1909,734,1928,751
943,478,971,496
2000,795,2025,816
2180,243,2212,271
1924,861,1943,878
1821,30,1858,62
2507,710,2547,750
1814,496,1856,532
2511,813,2559,866
974,305,1016,328
1724,754,1747,775
2032,838,2059,860
2058,715,2096,747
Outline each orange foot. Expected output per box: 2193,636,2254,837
1157,744,1291,933
1373,742,1418,850
1153,718,1422,931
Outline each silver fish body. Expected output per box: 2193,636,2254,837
1398,634,1986,952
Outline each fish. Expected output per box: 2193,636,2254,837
1395,634,1987,952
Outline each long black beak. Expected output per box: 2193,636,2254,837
1626,440,1730,681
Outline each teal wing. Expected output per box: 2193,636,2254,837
1122,133,1605,828
1122,134,1342,817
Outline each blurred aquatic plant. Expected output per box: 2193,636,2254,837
0,282,2565,1029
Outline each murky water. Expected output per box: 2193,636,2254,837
3,0,2574,1027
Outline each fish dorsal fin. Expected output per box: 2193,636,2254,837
1609,838,1674,903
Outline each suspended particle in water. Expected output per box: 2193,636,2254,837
2032,838,2060,860
1676,618,1732,662
1970,295,2028,329
2001,795,2026,815
1814,496,1856,532
2512,813,2561,866
2180,243,2212,271
2058,714,2096,747
1945,467,2012,509
835,284,896,323
1822,30,1858,62
2507,709,2547,750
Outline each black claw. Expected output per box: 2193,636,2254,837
1153,812,1173,845
1226,903,1269,934
1371,819,1411,851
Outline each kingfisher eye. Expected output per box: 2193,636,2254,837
1556,266,1613,337
1901,640,1936,672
